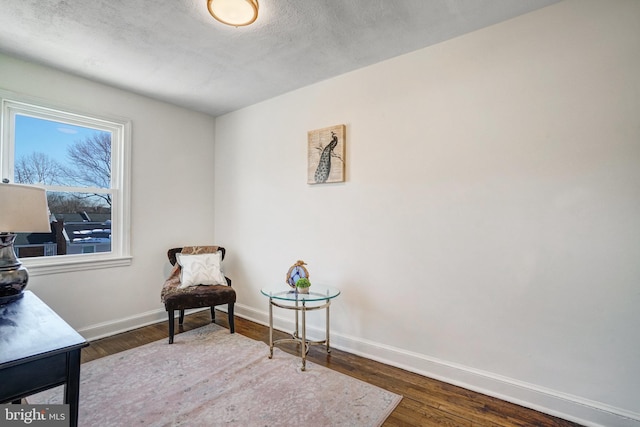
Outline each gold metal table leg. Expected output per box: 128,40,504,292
294,298,299,338
301,299,306,371
326,299,331,353
268,297,274,359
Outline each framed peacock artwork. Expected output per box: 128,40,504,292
307,124,345,184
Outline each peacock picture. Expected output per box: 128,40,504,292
307,124,345,184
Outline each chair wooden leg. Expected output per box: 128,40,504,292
210,306,216,322
228,303,235,333
168,310,175,344
179,309,185,325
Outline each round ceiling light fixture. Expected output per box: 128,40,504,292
207,0,259,27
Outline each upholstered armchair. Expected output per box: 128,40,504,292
161,246,235,343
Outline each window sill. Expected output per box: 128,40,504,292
22,255,133,276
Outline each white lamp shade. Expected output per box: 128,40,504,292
208,0,258,27
0,183,51,233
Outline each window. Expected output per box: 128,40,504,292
1,92,131,274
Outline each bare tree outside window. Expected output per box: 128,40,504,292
14,152,63,185
14,132,112,214
63,132,112,206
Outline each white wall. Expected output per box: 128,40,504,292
0,53,217,337
213,1,640,425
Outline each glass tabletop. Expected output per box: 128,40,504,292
261,284,340,302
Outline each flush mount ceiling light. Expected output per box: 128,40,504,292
207,0,259,27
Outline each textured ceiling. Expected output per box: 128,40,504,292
0,0,559,117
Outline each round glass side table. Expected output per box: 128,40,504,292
260,285,340,371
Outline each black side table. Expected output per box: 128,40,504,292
0,291,88,427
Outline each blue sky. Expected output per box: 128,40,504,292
15,114,106,165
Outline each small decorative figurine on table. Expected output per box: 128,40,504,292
286,260,309,290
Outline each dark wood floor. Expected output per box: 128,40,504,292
83,310,583,427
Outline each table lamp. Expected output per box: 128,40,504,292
0,181,51,305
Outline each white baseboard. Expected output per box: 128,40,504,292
77,303,640,427
77,307,205,341
231,303,640,427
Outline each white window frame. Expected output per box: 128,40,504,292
0,90,132,275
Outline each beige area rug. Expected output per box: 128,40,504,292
29,323,401,426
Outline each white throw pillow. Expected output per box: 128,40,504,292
176,252,227,288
